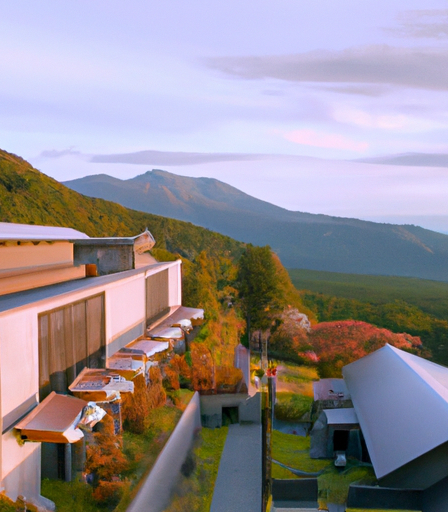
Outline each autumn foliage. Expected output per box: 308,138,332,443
309,320,424,377
122,371,166,434
85,414,129,505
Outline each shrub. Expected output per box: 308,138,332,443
215,366,243,392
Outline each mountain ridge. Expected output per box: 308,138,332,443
63,168,448,282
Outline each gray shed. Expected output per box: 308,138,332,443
310,407,361,460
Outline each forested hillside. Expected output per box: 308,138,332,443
289,269,448,365
64,168,448,281
0,149,244,262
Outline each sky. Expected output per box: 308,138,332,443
2,1,448,233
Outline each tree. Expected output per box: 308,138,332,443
236,245,283,334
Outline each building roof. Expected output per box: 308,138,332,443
323,408,358,426
343,344,448,480
72,229,155,249
0,222,89,241
313,378,350,401
0,260,178,315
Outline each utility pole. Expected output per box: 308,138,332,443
261,335,276,512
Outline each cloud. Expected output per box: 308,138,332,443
284,129,369,152
207,45,448,91
390,9,448,39
91,150,266,166
39,148,81,158
333,108,421,131
316,84,391,97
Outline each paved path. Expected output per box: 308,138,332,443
210,423,262,512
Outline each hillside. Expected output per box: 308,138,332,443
288,268,448,365
64,169,448,281
0,149,245,262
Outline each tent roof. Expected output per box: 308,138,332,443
343,344,448,479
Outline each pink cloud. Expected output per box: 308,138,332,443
284,129,369,152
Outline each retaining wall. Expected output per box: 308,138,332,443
127,392,202,512
347,484,423,510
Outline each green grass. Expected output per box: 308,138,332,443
272,430,330,478
272,419,377,508
164,427,229,512
41,480,99,512
318,464,376,506
288,268,448,319
116,405,183,511
275,393,313,421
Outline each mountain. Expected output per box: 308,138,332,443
355,152,448,167
0,149,244,262
63,169,448,282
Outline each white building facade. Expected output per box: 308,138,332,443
0,223,182,507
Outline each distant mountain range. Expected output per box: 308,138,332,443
356,152,448,167
64,169,448,281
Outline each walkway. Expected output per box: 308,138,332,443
210,423,262,512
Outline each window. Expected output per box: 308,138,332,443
146,270,169,325
38,294,105,400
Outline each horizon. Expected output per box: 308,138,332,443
2,1,448,234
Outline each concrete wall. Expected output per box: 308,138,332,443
347,484,423,510
422,475,448,511
127,392,202,512
272,478,318,503
200,392,261,428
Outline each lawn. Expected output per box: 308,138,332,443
164,426,229,512
272,427,377,508
271,430,330,478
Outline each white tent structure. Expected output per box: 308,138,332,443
343,344,448,490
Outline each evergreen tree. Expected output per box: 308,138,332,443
236,245,283,334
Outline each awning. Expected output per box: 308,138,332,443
69,368,134,402
107,356,145,380
118,339,170,359
15,392,87,443
147,326,185,341
170,306,204,326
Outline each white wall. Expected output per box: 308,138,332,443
0,259,182,498
0,242,73,273
0,309,39,418
106,274,146,343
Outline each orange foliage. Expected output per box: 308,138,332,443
92,480,127,505
190,343,215,393
86,415,129,482
169,354,192,388
309,320,424,377
163,366,180,391
122,372,166,434
215,366,243,392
